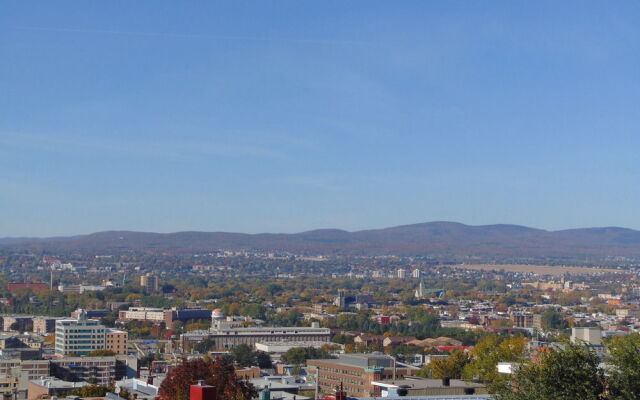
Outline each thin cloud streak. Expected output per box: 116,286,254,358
11,26,372,46
0,131,286,160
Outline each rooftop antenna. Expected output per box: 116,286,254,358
49,268,54,291
122,271,126,287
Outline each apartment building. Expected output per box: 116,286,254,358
510,312,542,329
2,316,33,332
140,273,160,293
50,355,138,386
33,317,61,334
0,359,50,393
106,329,128,355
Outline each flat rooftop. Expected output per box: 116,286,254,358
372,378,486,389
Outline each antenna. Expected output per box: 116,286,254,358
50,268,53,291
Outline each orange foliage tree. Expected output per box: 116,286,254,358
158,357,257,400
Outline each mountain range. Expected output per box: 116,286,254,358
3,221,640,259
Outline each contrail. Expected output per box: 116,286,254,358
11,26,371,46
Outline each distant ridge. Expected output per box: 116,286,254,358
3,221,640,259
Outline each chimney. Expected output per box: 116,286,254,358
335,383,347,400
260,385,271,400
190,380,217,400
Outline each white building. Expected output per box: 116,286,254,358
55,309,106,356
412,268,421,279
571,327,601,345
397,269,406,279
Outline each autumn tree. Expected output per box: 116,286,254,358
463,335,527,383
417,350,471,379
158,357,257,400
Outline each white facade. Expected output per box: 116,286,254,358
55,309,106,356
397,269,406,279
571,327,601,345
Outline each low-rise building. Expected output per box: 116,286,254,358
0,376,19,398
0,358,51,394
510,312,542,329
27,377,88,400
307,354,411,398
182,322,330,350
50,355,138,386
371,378,488,397
2,316,33,332
33,317,61,334
254,341,328,354
118,307,212,326
106,329,128,355
571,327,602,345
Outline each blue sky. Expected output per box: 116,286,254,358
1,1,639,236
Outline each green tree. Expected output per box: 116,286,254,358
541,310,569,330
281,347,334,365
606,333,640,400
494,344,606,400
68,384,112,397
230,344,256,367
255,352,273,369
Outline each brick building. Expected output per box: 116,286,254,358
307,354,411,398
106,329,129,355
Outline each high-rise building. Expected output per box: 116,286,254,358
140,273,160,293
415,277,425,299
397,269,406,279
412,268,421,279
333,290,346,308
55,309,106,356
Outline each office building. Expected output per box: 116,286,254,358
118,307,211,326
55,309,106,356
307,354,411,398
181,321,330,350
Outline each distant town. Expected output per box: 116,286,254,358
0,244,638,399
